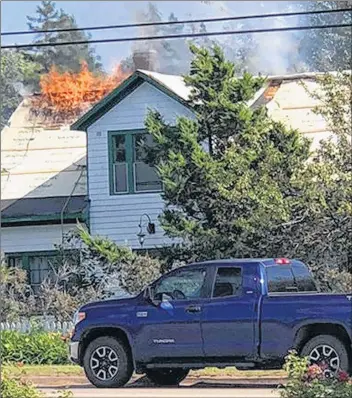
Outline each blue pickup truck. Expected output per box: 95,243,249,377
69,258,352,387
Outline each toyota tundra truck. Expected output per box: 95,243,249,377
69,258,352,387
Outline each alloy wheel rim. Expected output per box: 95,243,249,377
90,346,119,381
309,344,340,376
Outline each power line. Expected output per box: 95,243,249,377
1,7,351,37
2,22,352,50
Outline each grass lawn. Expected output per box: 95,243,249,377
4,364,286,379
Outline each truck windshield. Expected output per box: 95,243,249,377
266,264,317,293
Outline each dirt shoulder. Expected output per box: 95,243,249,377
6,365,287,387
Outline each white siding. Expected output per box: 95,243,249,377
87,82,194,248
1,224,77,253
267,80,332,151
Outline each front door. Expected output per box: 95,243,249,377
134,266,209,364
201,265,258,360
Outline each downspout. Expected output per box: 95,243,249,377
60,164,86,242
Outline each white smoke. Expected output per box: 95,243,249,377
133,1,308,76
205,1,306,75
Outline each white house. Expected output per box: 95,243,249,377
1,99,87,287
71,69,334,249
1,69,335,285
71,70,194,249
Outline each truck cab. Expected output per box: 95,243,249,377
70,258,352,388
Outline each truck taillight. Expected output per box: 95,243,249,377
275,258,291,265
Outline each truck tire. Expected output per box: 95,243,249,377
145,368,189,386
301,335,350,374
83,336,133,388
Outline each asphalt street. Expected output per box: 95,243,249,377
41,378,281,398
42,386,280,398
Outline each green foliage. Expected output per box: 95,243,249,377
26,0,102,75
269,71,352,291
280,351,352,398
145,45,311,265
76,223,161,295
1,370,43,398
78,222,134,264
298,1,352,72
0,254,36,321
1,330,69,365
0,51,40,129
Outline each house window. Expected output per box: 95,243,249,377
6,252,56,292
28,255,53,289
112,134,128,193
109,130,162,194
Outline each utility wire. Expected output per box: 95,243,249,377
2,22,352,50
1,7,351,36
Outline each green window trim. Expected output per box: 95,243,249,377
6,251,57,287
1,212,86,225
108,129,162,195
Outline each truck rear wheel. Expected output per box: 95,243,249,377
301,335,350,375
83,336,133,388
145,368,189,386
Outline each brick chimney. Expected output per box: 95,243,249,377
132,49,158,71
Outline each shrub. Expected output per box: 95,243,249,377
1,367,72,398
1,370,43,398
1,330,69,365
0,254,36,321
280,351,352,398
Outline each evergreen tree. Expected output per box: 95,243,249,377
145,45,311,265
27,0,59,74
297,1,352,71
27,0,102,76
129,2,214,74
160,12,187,74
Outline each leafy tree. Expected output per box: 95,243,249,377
273,71,352,291
297,1,352,71
27,0,102,76
0,51,40,129
145,45,311,266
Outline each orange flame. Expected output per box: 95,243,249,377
34,62,130,120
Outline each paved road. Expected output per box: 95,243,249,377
42,386,280,398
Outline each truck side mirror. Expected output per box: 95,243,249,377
144,286,160,307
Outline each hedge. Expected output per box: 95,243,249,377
1,330,69,365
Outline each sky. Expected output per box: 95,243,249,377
1,0,300,72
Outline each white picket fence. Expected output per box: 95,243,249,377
0,318,74,334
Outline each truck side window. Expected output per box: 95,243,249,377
212,267,242,298
266,266,296,293
292,264,317,292
153,268,207,300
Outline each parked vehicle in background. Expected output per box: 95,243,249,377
69,258,352,387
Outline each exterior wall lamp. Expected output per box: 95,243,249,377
137,213,155,247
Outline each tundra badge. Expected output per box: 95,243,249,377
136,311,148,318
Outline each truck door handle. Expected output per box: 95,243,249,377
186,305,202,313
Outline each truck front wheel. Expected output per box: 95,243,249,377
83,336,133,388
301,335,350,375
145,368,189,386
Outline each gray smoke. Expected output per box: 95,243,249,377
132,1,309,76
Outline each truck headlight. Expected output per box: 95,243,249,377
73,311,86,326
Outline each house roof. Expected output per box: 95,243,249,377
1,98,87,225
71,69,192,131
1,195,87,225
71,68,339,149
